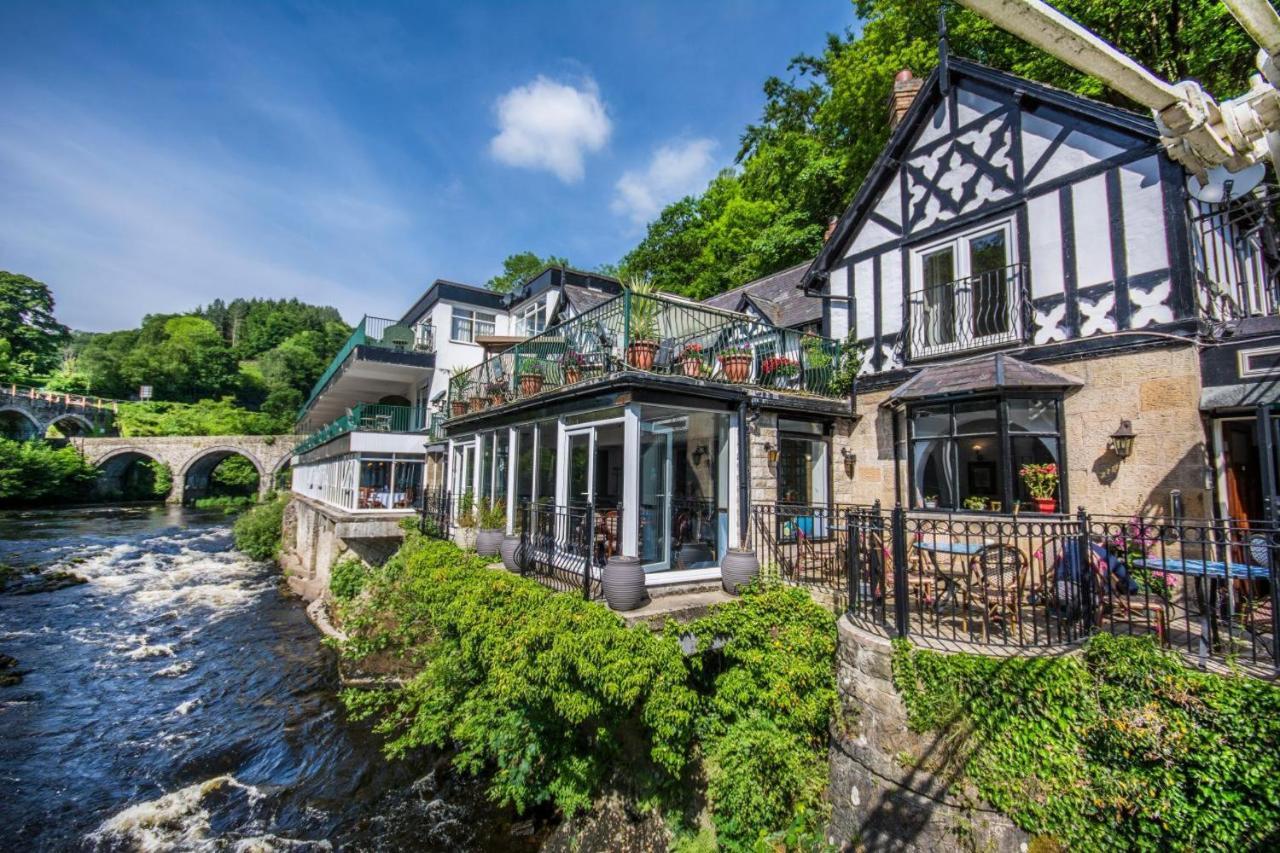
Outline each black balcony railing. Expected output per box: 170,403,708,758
1192,182,1280,320
907,263,1026,359
750,502,1280,672
516,500,620,599
420,488,453,539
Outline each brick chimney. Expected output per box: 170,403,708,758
888,68,923,130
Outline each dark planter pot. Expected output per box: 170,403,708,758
602,555,647,611
476,528,503,557
721,547,760,595
677,542,713,570
499,533,522,572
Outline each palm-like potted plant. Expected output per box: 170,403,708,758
475,497,505,556
625,277,661,370
1020,462,1059,513
718,344,753,383
518,357,544,396
676,342,705,378
449,367,471,417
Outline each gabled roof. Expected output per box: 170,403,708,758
802,56,1159,292
704,260,819,329
885,353,1082,405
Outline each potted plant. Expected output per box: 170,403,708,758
625,277,661,370
475,498,505,557
676,343,705,378
453,490,477,550
563,350,586,384
923,494,939,509
718,344,753,383
468,393,486,413
760,355,800,389
1021,462,1060,513
449,367,471,417
518,357,545,396
487,381,507,407
963,495,988,512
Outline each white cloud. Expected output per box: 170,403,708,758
611,138,717,226
489,75,611,183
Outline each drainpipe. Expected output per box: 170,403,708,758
738,399,750,547
891,404,903,506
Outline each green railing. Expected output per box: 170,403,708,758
294,403,424,456
300,316,435,415
445,290,845,419
426,412,447,442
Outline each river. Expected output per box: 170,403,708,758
0,504,541,851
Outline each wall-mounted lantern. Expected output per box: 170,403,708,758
692,444,709,466
841,447,856,478
764,441,778,467
1109,419,1136,460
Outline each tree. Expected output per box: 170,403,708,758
0,271,70,384
486,251,570,293
617,0,1255,298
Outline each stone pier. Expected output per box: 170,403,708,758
280,495,414,600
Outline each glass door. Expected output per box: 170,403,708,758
639,423,674,570
567,431,592,505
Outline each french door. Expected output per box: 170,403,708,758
639,422,675,570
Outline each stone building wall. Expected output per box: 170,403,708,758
280,495,410,601
827,618,1028,851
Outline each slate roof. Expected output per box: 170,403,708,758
703,260,821,329
885,353,1082,404
561,283,616,315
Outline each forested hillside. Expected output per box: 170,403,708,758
613,0,1254,298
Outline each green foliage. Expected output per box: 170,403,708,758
0,271,70,385
116,398,290,436
892,634,1280,851
0,438,99,505
117,458,172,501
617,0,1255,300
232,493,285,561
339,535,697,816
330,556,367,602
193,494,255,514
210,455,260,496
455,490,476,528
486,251,570,294
477,498,506,530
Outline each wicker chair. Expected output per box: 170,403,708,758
969,543,1027,641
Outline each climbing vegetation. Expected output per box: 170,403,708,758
892,634,1280,851
338,535,837,848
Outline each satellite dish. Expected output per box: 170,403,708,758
1187,162,1266,204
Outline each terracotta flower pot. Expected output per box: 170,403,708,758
720,354,751,383
451,401,467,417
490,393,505,406
627,340,659,370
678,358,702,378
565,368,581,384
468,397,486,413
1032,497,1058,514
519,373,544,396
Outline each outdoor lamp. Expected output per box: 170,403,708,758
692,444,709,466
841,447,856,478
1109,419,1136,460
764,442,778,466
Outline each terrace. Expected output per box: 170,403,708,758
443,289,851,422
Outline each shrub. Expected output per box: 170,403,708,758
232,493,285,560
193,494,254,514
455,490,476,528
0,438,99,505
705,716,816,848
892,634,1280,851
330,556,366,601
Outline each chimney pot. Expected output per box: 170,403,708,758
888,68,924,130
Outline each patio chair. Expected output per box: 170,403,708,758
380,324,415,351
969,543,1027,641
652,338,676,372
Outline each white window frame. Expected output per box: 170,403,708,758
450,307,497,344
909,218,1019,357
514,295,548,337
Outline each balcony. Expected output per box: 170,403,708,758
299,316,436,426
294,403,425,456
1193,182,1280,320
444,290,849,419
907,263,1026,360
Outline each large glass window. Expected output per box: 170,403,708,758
778,434,830,507
912,221,1015,354
393,460,422,509
450,307,497,343
516,426,534,504
909,396,1062,511
514,295,547,336
536,420,556,502
493,431,509,503
359,458,392,509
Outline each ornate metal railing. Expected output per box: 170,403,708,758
445,290,846,419
516,500,613,599
1192,182,1280,320
907,262,1026,360
420,488,453,539
301,315,434,414
294,403,425,456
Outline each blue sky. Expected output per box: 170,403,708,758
0,1,857,331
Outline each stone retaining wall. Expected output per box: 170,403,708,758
280,496,411,600
828,617,1027,851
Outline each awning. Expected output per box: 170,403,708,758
884,352,1083,406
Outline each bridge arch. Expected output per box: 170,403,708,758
178,446,268,505
45,413,96,438
95,447,171,501
0,407,41,441
270,454,293,492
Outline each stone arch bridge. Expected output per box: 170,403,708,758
0,385,118,439
77,435,303,504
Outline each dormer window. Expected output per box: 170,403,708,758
514,295,548,336
908,220,1023,358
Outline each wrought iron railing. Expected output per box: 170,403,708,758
294,403,425,456
1192,183,1280,320
515,500,619,599
793,505,1280,671
445,290,846,419
907,263,1026,360
749,502,880,591
420,488,453,539
301,315,434,414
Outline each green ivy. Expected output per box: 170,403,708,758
892,635,1280,851
339,540,838,848
329,556,366,601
